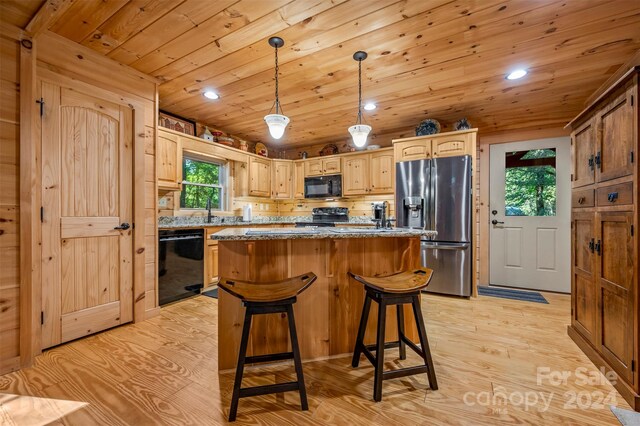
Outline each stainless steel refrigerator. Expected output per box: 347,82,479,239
395,155,472,297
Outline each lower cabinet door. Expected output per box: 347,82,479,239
206,243,219,285
595,211,635,385
572,212,597,343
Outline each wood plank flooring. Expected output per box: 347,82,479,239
0,291,631,425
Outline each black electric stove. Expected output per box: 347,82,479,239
295,207,349,228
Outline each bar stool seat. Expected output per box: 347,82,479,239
349,268,438,402
219,272,317,422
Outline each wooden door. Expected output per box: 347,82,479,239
293,162,305,198
304,159,323,176
41,82,133,349
432,133,471,158
572,212,597,343
323,158,341,174
393,138,430,162
369,151,394,194
596,85,635,183
343,155,368,195
571,118,596,188
206,243,219,285
157,132,182,190
271,160,292,199
249,157,271,197
595,211,635,384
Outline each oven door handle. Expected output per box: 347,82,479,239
159,236,203,242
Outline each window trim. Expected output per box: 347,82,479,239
180,154,227,211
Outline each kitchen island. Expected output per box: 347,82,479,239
212,227,437,370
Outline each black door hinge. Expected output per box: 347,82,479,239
631,95,634,107
36,98,45,117
632,360,635,372
40,206,44,222
41,311,44,325
631,225,634,237
631,151,634,164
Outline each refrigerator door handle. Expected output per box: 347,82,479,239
421,242,470,250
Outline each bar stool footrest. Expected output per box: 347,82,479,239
364,341,401,352
245,352,294,364
239,381,300,398
400,335,424,358
382,365,429,381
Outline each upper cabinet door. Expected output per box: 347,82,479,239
293,162,305,199
343,155,368,195
157,132,182,190
595,211,635,385
249,157,271,197
394,138,430,162
271,160,292,199
369,151,394,194
305,159,324,176
596,84,635,183
432,133,472,158
571,118,596,188
323,158,341,175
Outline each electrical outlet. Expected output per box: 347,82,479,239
158,197,168,208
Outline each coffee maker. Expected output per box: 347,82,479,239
371,201,393,228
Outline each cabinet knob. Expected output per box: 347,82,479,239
578,197,585,204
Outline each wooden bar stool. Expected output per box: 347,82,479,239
349,268,438,402
218,272,317,422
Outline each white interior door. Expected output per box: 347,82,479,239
489,138,570,293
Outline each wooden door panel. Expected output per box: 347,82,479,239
574,275,596,342
41,81,133,349
305,159,323,176
323,158,341,174
571,119,595,188
343,156,368,195
597,87,634,182
432,135,470,157
596,211,634,384
369,151,394,194
573,214,594,274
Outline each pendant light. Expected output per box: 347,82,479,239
264,36,289,140
348,51,371,148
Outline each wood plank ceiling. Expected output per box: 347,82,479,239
8,0,640,148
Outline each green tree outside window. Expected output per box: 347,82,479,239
180,157,225,210
504,149,556,216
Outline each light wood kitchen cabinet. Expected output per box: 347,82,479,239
157,132,182,190
206,243,219,285
249,156,271,197
305,158,342,176
272,160,293,199
431,132,475,157
369,150,395,193
568,69,638,409
393,129,477,162
293,161,305,198
343,149,394,195
343,154,369,195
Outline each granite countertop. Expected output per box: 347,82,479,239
158,215,376,229
210,227,437,241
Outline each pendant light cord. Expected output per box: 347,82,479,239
274,44,280,114
357,59,362,125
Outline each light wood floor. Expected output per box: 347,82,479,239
0,292,630,425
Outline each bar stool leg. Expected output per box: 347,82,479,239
352,294,372,368
229,307,253,421
396,305,406,360
286,304,308,411
411,295,438,390
373,298,387,402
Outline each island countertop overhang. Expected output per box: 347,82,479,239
210,227,437,241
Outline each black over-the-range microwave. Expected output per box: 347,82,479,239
304,174,342,198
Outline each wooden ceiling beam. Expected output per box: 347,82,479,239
25,0,73,38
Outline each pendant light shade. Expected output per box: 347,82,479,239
264,36,289,140
348,51,371,148
264,114,290,139
348,124,371,148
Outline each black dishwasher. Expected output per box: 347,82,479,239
158,229,204,306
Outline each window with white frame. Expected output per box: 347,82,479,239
180,156,226,210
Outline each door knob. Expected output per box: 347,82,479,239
114,223,131,230
491,220,505,225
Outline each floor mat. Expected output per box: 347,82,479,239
610,405,640,425
202,288,218,299
478,286,548,304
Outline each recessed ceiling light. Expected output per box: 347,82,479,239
506,69,527,80
203,90,220,100
364,102,377,111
